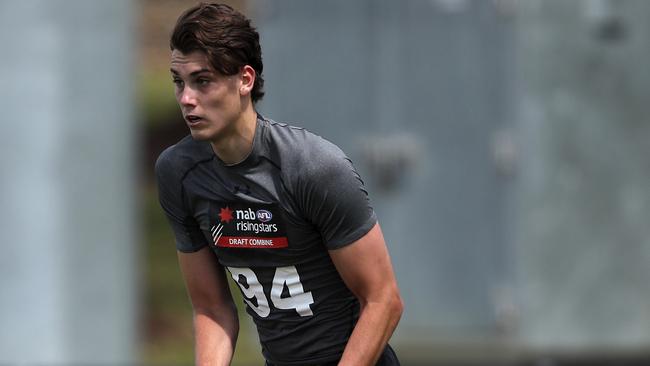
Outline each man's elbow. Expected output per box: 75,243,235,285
193,301,239,324
391,292,404,323
381,284,403,327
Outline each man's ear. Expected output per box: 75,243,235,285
240,65,255,96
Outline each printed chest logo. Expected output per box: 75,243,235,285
210,203,288,249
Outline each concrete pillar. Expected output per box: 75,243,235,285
0,0,137,363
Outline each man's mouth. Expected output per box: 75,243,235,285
186,115,203,125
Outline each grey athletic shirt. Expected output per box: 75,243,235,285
155,115,377,365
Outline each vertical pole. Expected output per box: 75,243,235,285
0,0,137,363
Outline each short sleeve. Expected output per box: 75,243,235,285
297,138,377,250
155,149,208,253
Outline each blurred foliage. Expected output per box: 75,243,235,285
141,183,193,364
138,69,179,127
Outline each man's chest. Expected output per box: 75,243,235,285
184,166,323,267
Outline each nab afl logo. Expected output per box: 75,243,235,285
256,209,272,222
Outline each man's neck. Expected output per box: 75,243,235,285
210,105,257,165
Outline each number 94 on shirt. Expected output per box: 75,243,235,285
227,265,315,318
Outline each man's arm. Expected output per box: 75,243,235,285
329,223,404,366
178,247,239,366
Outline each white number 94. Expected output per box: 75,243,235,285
227,265,314,318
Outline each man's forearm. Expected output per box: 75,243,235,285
194,308,239,366
338,296,403,366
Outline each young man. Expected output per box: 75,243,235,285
155,3,403,365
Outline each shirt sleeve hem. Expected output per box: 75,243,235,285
176,242,208,253
325,212,378,250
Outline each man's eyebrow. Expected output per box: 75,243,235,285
191,68,212,76
169,68,213,76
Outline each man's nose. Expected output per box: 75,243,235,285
179,87,197,106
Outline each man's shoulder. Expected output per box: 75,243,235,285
261,117,346,167
155,134,214,181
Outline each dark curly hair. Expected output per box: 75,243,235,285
170,2,265,103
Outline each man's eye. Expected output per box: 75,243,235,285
197,78,210,86
172,79,184,87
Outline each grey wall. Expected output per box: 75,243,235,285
515,0,650,351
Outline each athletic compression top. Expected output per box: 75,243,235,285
155,115,377,365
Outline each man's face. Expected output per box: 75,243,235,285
170,50,243,142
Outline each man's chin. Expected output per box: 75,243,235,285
189,129,211,141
